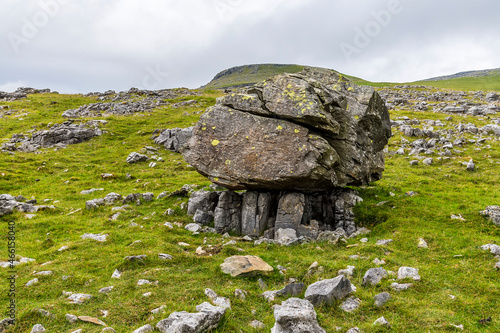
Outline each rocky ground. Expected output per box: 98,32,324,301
0,81,499,332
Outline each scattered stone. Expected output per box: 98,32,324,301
376,239,393,246
275,228,298,244
34,271,53,276
81,188,104,195
373,258,386,265
391,282,413,291
418,238,428,248
154,127,193,153
271,298,326,333
126,152,149,163
185,223,202,232
151,305,167,315
159,253,173,260
102,328,116,332
481,244,500,255
125,255,147,262
258,278,268,290
99,286,114,294
111,269,122,279
451,214,466,221
234,289,247,301
305,275,352,306
249,320,266,329
423,157,433,165
220,255,273,277
137,279,152,286
480,206,500,226
30,324,45,333
78,315,107,326
25,278,39,286
450,323,464,330
338,266,356,277
156,302,226,333
277,282,306,297
374,316,391,328
340,297,361,312
362,267,388,286
81,233,108,242
132,324,154,333
374,292,391,307
204,288,231,309
466,159,475,171
409,160,419,166
178,242,190,247
68,293,93,304
346,328,361,333
66,313,78,323
398,267,421,281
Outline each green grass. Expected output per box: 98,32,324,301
1,87,500,332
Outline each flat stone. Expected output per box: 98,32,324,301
391,282,413,291
132,324,154,333
68,293,93,304
271,298,326,333
362,267,388,286
374,292,391,307
220,255,273,277
340,297,361,312
398,266,421,281
305,275,352,306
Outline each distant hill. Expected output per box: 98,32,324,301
202,64,500,92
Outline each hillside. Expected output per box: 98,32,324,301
0,77,500,332
202,64,500,92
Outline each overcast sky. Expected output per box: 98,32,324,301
1,0,499,93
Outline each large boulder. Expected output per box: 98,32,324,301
271,298,326,333
183,67,391,192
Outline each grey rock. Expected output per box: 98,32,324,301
159,253,173,260
234,289,247,300
480,206,500,226
25,278,39,287
30,324,45,333
241,191,272,236
66,313,78,323
125,255,147,262
481,244,500,255
409,160,419,166
154,127,193,152
104,192,123,205
485,92,499,102
249,320,266,329
101,328,116,332
305,275,352,306
362,267,388,286
85,198,105,210
391,282,413,291
340,297,361,312
185,223,202,233
346,328,361,333
277,283,306,297
214,191,242,234
373,316,391,328
481,124,500,136
466,159,475,171
275,193,305,230
187,190,218,218
126,152,149,164
376,239,393,246
338,265,355,277
183,68,391,192
156,302,226,333
374,292,391,307
193,209,214,225
67,293,93,304
316,228,347,244
271,298,326,333
398,266,421,281
81,233,108,242
99,286,114,294
275,228,298,244
132,324,154,333
423,158,433,166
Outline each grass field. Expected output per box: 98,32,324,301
0,82,499,332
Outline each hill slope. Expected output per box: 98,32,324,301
202,64,500,92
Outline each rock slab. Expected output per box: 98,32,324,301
271,298,326,333
220,255,273,277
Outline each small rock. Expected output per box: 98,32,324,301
409,160,419,166
99,286,114,294
151,305,167,315
338,265,355,277
159,253,173,260
34,270,53,276
451,323,464,330
185,223,202,232
305,275,352,306
398,266,421,281
418,238,428,248
163,222,173,229
68,293,93,304
360,238,368,243
178,242,190,247
340,297,361,312
58,245,69,252
277,282,306,297
466,159,475,171
271,298,326,333
346,328,361,333
66,313,78,323
234,289,247,301
25,278,39,287
374,316,391,328
362,267,388,286
78,315,107,326
81,233,108,242
220,255,273,277
30,324,45,333
391,282,413,291
376,239,393,246
137,279,152,286
373,258,386,265
423,157,433,165
258,278,267,290
111,269,122,279
143,292,152,297
125,255,147,261
249,320,265,329
374,292,391,307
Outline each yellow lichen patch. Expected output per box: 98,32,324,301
348,87,354,91
251,147,256,150
212,126,216,129
211,140,220,146
246,136,249,139
287,83,293,89
276,125,283,130
214,177,219,182
354,115,359,120
202,127,206,131
295,129,300,133
225,160,231,165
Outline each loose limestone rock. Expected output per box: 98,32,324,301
304,275,352,306
156,302,226,333
183,67,391,192
362,267,388,286
271,298,326,333
220,255,273,277
398,267,421,281
480,206,500,226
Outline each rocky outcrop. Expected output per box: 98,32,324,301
480,206,500,226
183,67,391,192
154,127,193,152
0,87,51,101
187,188,362,237
1,121,104,152
0,194,54,216
271,298,326,333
